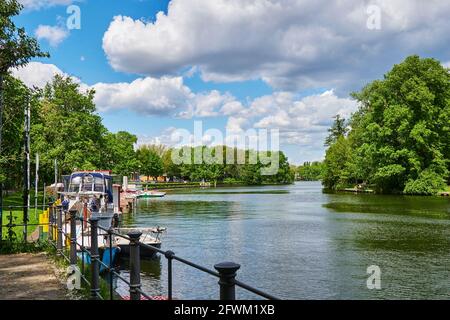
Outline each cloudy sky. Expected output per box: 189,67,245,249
13,0,450,164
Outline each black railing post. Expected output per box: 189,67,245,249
128,231,142,301
214,262,241,300
69,210,77,265
56,205,63,256
89,218,100,300
7,206,13,242
80,216,85,276
108,228,114,300
165,250,175,300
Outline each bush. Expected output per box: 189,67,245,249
403,170,446,195
0,239,51,254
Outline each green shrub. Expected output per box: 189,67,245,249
403,170,446,195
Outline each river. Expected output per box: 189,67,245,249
118,181,450,299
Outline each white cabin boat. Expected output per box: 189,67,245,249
59,171,165,259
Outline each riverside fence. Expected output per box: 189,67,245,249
0,204,279,300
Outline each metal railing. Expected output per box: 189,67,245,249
3,204,279,300
0,205,52,242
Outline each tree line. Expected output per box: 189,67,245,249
0,74,295,190
293,162,324,181
322,56,450,195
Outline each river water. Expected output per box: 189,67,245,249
119,181,450,299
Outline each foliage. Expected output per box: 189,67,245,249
322,136,353,190
103,131,140,177
296,161,324,181
324,114,348,147
403,169,447,195
168,146,293,185
136,145,164,179
323,56,450,194
31,76,109,182
0,0,48,73
0,239,51,254
0,0,48,189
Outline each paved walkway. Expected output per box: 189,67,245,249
0,253,69,300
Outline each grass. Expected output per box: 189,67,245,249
0,239,52,254
1,190,47,240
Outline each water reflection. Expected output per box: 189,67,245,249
113,256,164,298
118,182,450,299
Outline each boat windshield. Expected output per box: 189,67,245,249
94,177,105,192
68,176,81,192
68,174,105,193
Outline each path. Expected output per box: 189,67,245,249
0,253,69,300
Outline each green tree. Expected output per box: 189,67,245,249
162,148,181,179
323,55,450,194
324,114,348,147
0,0,48,212
322,136,353,190
31,75,108,182
0,75,29,189
136,145,164,180
297,161,324,181
104,131,140,177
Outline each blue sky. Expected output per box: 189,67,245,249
14,0,450,164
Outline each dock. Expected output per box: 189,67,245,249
341,188,374,193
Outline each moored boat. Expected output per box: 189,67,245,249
59,171,166,259
136,190,166,198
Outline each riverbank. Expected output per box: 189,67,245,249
332,184,450,196
146,181,294,190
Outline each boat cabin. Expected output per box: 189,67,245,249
63,171,113,203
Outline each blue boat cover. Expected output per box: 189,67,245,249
100,247,119,273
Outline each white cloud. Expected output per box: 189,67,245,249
190,90,235,118
13,62,357,162
35,25,69,47
225,90,357,148
443,61,450,69
92,77,194,116
102,0,450,93
11,62,67,88
136,127,180,147
12,62,88,92
19,0,76,10
13,62,236,118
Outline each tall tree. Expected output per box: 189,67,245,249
0,0,48,221
324,114,348,147
31,76,108,182
136,146,164,181
103,131,140,177
323,55,450,194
